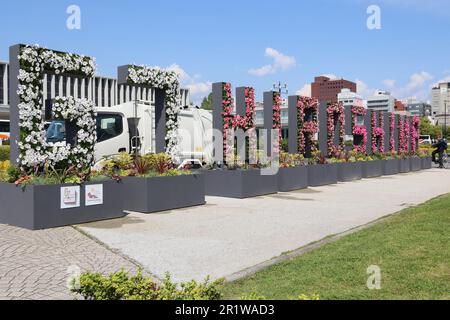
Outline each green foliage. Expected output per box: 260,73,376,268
144,153,173,175
200,93,213,110
6,165,22,183
71,269,224,301
0,145,10,161
281,138,289,153
420,117,441,139
240,292,267,300
113,152,134,170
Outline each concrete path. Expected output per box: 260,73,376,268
0,225,137,300
78,168,450,282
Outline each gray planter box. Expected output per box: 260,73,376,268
421,156,432,169
0,180,125,230
122,174,205,213
337,162,362,182
307,164,338,187
203,169,278,199
410,157,422,171
277,166,308,192
399,158,411,173
382,159,400,176
361,160,383,178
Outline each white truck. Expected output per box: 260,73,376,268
46,101,214,165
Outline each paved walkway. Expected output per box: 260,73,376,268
78,169,450,282
0,225,137,300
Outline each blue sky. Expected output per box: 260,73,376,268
1,0,449,104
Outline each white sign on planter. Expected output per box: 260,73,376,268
85,184,104,206
60,186,80,209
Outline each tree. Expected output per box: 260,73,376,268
420,117,441,139
201,93,213,110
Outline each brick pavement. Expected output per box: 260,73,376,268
0,224,138,300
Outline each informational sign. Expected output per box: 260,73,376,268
85,184,103,207
61,186,80,209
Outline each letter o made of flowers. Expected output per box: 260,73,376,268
326,102,345,157
296,96,319,155
351,106,367,154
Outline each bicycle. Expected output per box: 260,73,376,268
442,152,449,169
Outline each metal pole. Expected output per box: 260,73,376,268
445,100,448,138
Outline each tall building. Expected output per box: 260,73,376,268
406,102,432,117
367,90,395,112
337,88,366,108
394,100,406,112
311,76,357,103
255,100,289,138
431,82,450,125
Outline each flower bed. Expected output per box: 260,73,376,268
203,169,278,199
410,156,422,172
122,174,205,213
361,160,383,178
337,162,362,182
98,153,203,213
382,159,400,176
0,180,124,230
307,163,338,187
277,166,308,192
421,156,432,169
399,158,411,173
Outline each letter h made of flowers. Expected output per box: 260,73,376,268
326,102,345,157
212,82,256,164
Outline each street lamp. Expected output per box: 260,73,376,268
273,81,288,95
444,100,449,138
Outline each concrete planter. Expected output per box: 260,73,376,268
0,180,125,230
410,157,422,172
382,159,400,176
361,160,383,178
203,169,278,199
307,164,338,187
337,162,362,182
277,166,308,192
122,174,205,213
421,156,432,169
399,158,411,173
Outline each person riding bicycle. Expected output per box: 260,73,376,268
432,136,448,168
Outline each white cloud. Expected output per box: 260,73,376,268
296,84,312,97
357,71,435,101
166,63,212,105
186,81,212,96
249,48,296,77
390,71,433,101
356,79,376,98
382,79,396,89
433,75,450,87
167,63,190,82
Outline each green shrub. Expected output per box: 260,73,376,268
71,270,224,301
0,145,10,161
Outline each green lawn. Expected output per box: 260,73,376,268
223,194,450,300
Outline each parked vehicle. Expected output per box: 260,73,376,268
43,101,213,164
419,135,432,145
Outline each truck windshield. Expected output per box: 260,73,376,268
45,120,66,143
